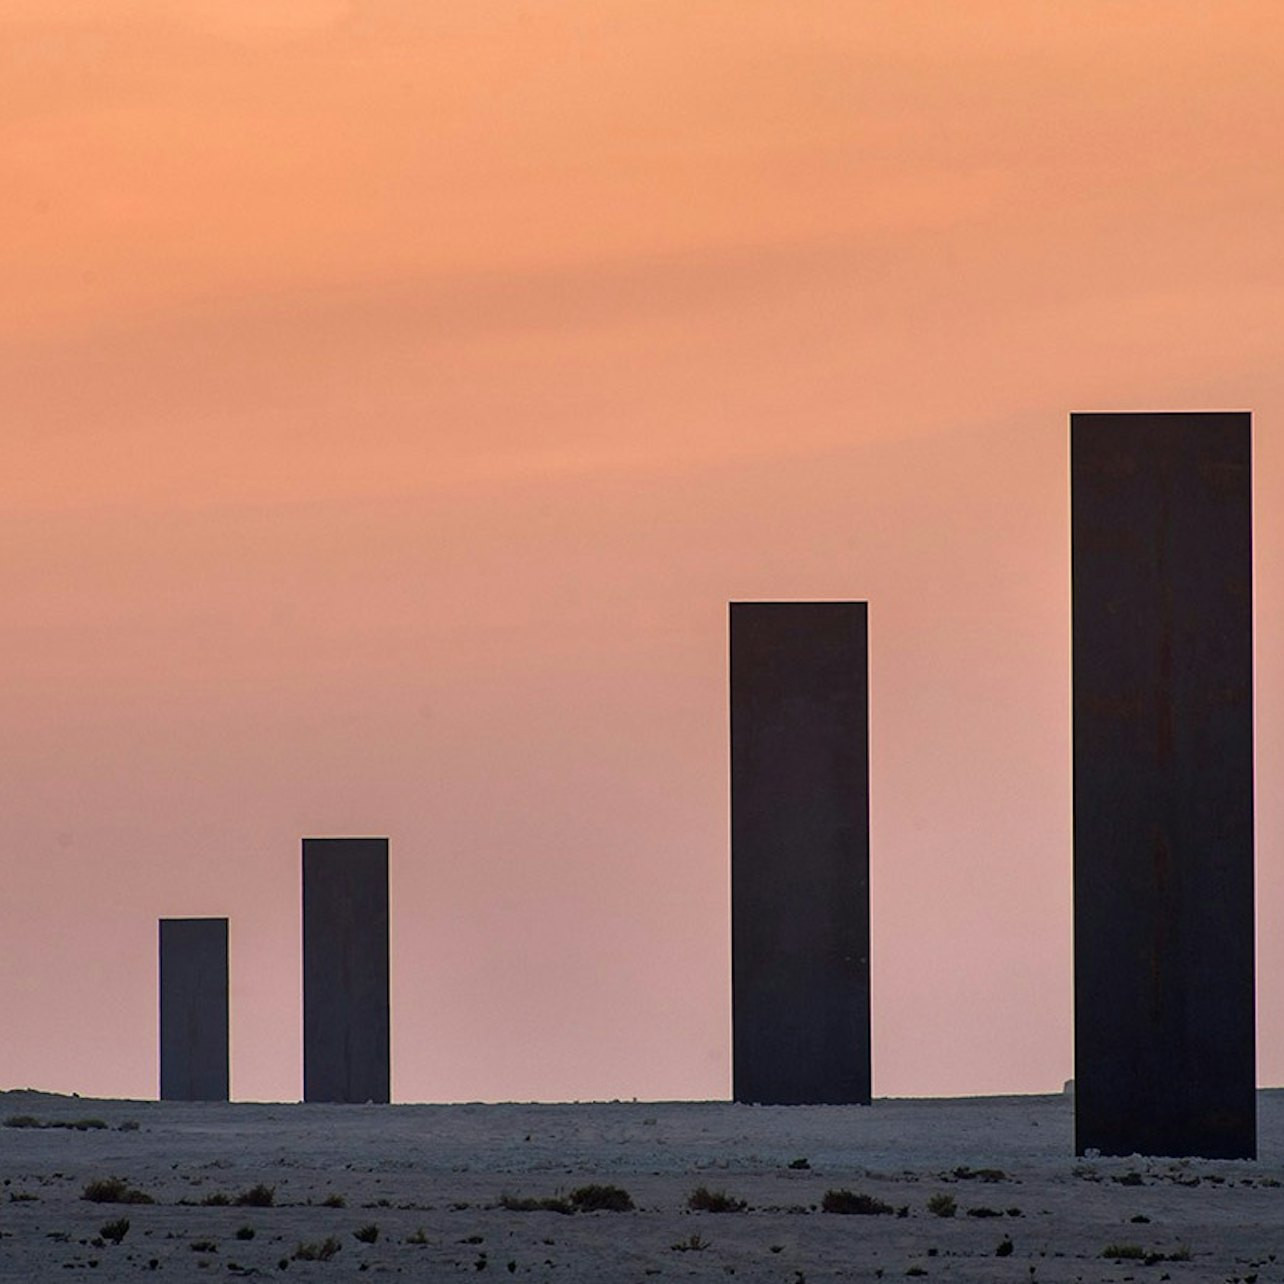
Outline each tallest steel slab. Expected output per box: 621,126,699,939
730,601,871,1105
303,837,390,1104
1072,411,1255,1159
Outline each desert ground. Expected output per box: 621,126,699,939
1,1088,1282,1282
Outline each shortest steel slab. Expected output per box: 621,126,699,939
159,917,229,1102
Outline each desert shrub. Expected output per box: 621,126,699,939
951,1167,1007,1182
1116,1246,1193,1266
405,1228,430,1245
498,1194,573,1214
11,1116,110,1131
1102,1243,1144,1260
822,1190,895,1216
568,1184,634,1213
8,1191,38,1203
966,1206,1003,1218
200,1192,231,1206
671,1233,710,1251
234,1183,275,1207
353,1224,379,1244
906,1269,928,1278
787,1157,811,1170
687,1186,747,1213
99,1219,130,1245
294,1237,342,1261
190,1239,218,1253
996,1236,1014,1257
321,1192,346,1208
926,1192,956,1218
235,1227,255,1241
81,1177,154,1205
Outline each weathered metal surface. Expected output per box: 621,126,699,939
730,601,871,1105
302,837,391,1104
1072,411,1255,1159
159,917,229,1102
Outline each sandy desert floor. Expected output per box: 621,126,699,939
1,1088,1282,1282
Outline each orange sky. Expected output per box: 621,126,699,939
4,1,1284,1101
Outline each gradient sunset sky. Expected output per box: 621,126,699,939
5,1,1284,1102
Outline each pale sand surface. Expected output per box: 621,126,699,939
2,1089,1283,1281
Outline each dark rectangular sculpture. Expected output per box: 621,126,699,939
159,917,229,1102
1072,410,1255,1159
730,601,871,1105
303,837,390,1104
